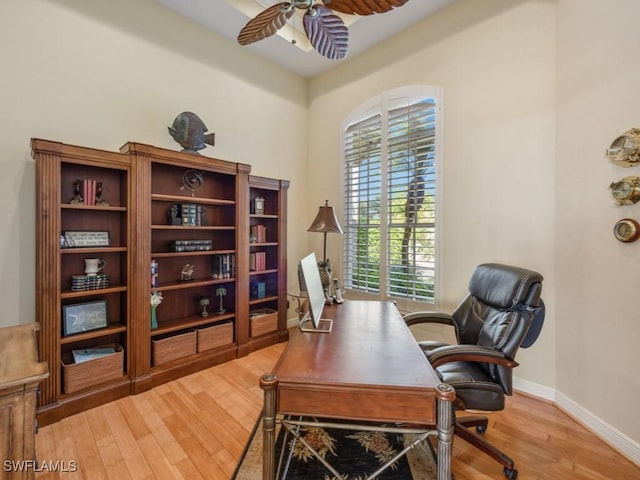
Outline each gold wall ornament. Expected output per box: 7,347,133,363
606,128,640,166
609,176,640,205
613,218,640,243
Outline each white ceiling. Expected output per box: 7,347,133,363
156,0,457,78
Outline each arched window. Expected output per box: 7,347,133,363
342,86,442,310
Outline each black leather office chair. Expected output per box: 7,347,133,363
405,263,544,480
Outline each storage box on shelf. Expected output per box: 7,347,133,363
197,321,234,352
249,308,278,337
151,330,197,366
61,343,124,394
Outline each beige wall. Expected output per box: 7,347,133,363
556,0,640,448
308,0,557,386
0,0,308,328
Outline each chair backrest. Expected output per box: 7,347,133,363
451,263,544,394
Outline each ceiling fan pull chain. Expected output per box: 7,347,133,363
291,9,297,45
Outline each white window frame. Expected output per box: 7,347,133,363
341,85,444,312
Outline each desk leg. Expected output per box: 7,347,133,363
436,383,456,480
260,374,278,480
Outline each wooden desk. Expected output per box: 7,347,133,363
260,300,455,480
0,323,49,480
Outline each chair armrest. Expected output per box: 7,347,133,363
427,345,519,369
404,311,455,327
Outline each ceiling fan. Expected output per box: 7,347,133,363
237,0,410,60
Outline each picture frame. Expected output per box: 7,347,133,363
254,196,265,215
63,300,108,336
63,230,110,248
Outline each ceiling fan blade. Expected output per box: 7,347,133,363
304,5,349,60
322,0,410,15
237,2,294,46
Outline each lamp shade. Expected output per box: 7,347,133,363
308,200,344,234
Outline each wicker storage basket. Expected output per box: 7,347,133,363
250,308,278,337
152,330,197,366
61,343,124,394
197,322,234,352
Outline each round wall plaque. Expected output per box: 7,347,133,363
613,218,640,243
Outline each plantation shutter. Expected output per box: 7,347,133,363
343,89,439,305
386,99,437,302
343,113,382,293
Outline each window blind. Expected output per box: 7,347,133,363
343,93,438,304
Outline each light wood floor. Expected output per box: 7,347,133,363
35,342,640,480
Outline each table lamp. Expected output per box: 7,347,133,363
307,200,343,291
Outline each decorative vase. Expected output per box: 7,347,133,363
151,306,158,330
318,259,332,292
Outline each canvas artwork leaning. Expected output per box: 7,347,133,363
62,300,108,336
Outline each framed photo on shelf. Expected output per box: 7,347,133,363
253,196,265,215
63,300,108,336
63,230,110,248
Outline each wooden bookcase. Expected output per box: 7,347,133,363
245,175,290,355
33,139,289,424
33,139,132,425
122,142,252,393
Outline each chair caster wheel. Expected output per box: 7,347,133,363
476,425,487,434
504,467,518,479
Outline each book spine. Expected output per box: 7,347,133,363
90,179,96,206
189,204,196,226
151,259,158,288
181,203,190,225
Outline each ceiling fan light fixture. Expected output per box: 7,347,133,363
292,0,313,8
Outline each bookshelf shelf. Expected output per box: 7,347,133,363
61,204,127,212
60,324,127,345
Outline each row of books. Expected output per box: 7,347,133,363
250,281,266,299
169,203,206,226
77,178,104,206
170,239,213,252
212,254,235,279
250,224,268,243
70,274,110,292
250,251,268,271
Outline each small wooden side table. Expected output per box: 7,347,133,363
0,323,49,480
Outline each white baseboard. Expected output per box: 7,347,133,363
514,377,640,466
513,377,555,402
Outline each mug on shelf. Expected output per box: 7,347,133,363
84,258,106,276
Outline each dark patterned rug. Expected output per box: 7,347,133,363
232,416,437,479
